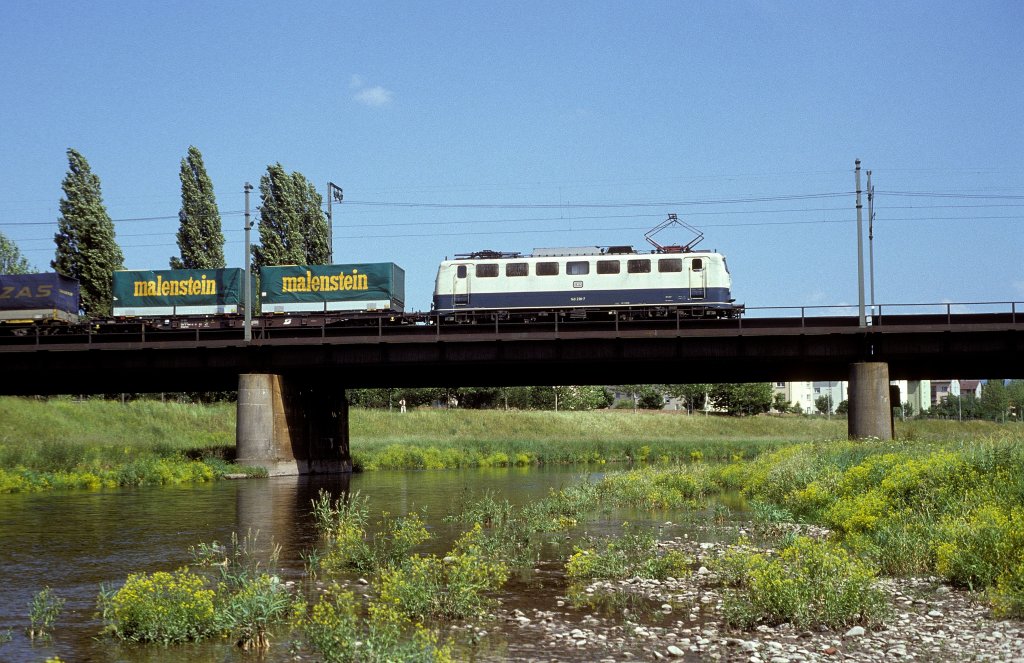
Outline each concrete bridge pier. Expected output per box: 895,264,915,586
848,362,894,440
236,373,351,476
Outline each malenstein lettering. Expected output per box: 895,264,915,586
281,270,369,293
133,274,217,298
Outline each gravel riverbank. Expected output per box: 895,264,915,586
492,537,1024,662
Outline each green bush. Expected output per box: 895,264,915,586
371,525,508,622
102,568,217,644
301,586,451,663
718,537,889,629
313,490,432,574
28,587,64,640
217,573,291,650
935,504,1024,590
565,527,690,580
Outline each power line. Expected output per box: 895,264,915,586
343,192,855,210
0,211,245,228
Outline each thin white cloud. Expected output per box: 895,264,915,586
354,85,394,107
349,74,364,89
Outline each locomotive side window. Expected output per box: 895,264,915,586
566,261,589,275
691,258,704,271
506,262,528,277
536,262,559,276
475,264,499,278
596,260,620,274
627,259,651,274
658,258,682,273
456,265,467,278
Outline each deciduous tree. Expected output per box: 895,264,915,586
170,146,225,269
52,148,123,315
0,232,32,273
709,383,773,416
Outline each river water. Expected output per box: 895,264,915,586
0,467,722,662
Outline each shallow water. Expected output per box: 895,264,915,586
0,466,731,662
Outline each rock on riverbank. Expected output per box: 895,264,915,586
494,538,1024,662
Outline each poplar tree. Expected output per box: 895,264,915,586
170,146,225,269
0,232,32,273
253,163,330,268
291,171,330,264
52,149,124,315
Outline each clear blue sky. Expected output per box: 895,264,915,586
1,1,1021,312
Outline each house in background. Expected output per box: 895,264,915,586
773,381,816,413
931,380,982,406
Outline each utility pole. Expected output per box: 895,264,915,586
326,182,343,263
867,170,876,311
855,159,866,327
244,182,254,343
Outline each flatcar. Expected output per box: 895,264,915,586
432,245,741,321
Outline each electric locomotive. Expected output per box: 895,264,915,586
432,214,742,322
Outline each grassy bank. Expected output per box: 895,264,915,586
0,398,248,492
1,397,1021,492
348,409,1019,469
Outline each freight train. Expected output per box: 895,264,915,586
0,218,742,331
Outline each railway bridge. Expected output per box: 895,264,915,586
1,303,1021,475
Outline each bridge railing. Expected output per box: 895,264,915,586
1,301,1020,348
742,301,1020,327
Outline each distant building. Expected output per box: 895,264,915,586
773,381,816,414
774,379,931,415
931,379,982,406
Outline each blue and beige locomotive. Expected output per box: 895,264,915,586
432,215,741,321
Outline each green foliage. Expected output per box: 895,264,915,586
709,383,774,416
979,379,1010,422
565,526,691,580
0,231,32,273
734,433,1024,604
0,398,258,493
102,567,217,644
51,148,123,315
253,163,329,269
300,585,451,663
28,586,64,640
217,573,291,650
991,560,1024,618
170,145,225,269
312,490,432,574
1008,380,1024,422
594,464,715,509
371,524,509,622
527,385,611,411
718,537,889,629
934,504,1024,590
665,383,711,412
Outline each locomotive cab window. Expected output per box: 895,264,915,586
506,262,528,277
658,258,682,273
627,259,651,274
475,264,498,278
536,262,559,276
691,258,704,271
596,260,620,274
567,261,589,275
456,265,467,278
